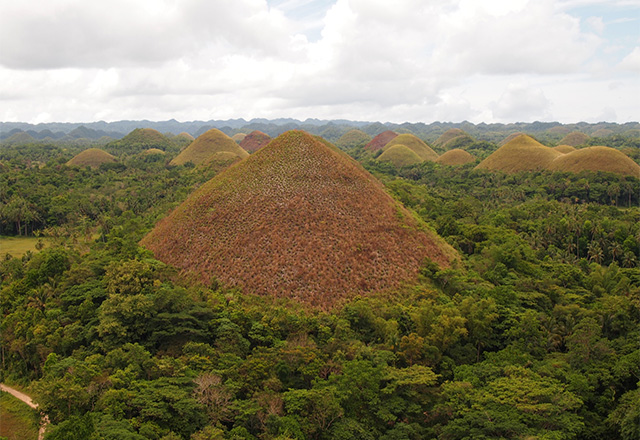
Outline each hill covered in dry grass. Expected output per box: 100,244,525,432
142,130,457,309
384,134,439,161
560,131,590,146
377,144,423,167
239,130,271,153
336,129,371,149
476,134,561,173
365,130,397,152
66,148,117,168
548,146,640,177
436,149,475,166
170,128,249,166
553,145,576,154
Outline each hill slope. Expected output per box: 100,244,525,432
560,131,590,147
548,146,640,177
239,131,272,153
336,129,372,149
365,130,397,152
142,130,457,308
170,128,249,165
436,149,475,166
384,134,439,161
66,148,117,168
377,144,423,167
476,134,561,173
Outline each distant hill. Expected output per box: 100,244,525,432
560,131,590,147
435,149,475,166
476,134,561,173
434,128,469,148
335,129,371,149
377,144,423,167
383,134,439,161
67,148,117,168
231,133,247,142
365,130,398,152
553,145,576,154
548,146,640,177
170,128,249,166
142,130,457,309
239,131,272,153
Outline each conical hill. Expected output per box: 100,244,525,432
142,130,457,309
553,145,576,154
434,128,469,148
170,128,249,165
560,131,589,147
383,134,439,161
365,130,398,152
377,144,423,167
547,146,640,177
476,134,560,173
239,130,272,153
67,148,117,168
436,149,475,166
336,129,371,149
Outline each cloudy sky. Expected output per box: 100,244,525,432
0,0,638,124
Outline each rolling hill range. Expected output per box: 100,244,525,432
66,148,117,168
476,134,561,173
170,128,249,166
142,130,457,309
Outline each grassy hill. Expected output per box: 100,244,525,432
142,130,457,309
170,128,249,166
232,133,247,142
435,148,475,166
434,128,471,149
336,129,371,149
553,145,576,154
377,144,423,167
548,146,640,177
239,130,272,153
560,131,590,146
143,148,166,155
499,132,525,146
66,148,117,168
365,130,398,152
476,134,561,173
384,134,439,161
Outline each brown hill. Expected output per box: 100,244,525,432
377,145,423,167
142,130,457,309
232,133,247,142
560,131,589,146
384,134,439,161
436,149,475,166
67,148,117,168
170,128,249,166
499,132,526,146
553,145,576,154
434,128,468,147
177,132,195,141
365,130,397,152
336,129,371,149
239,131,272,153
143,148,166,155
122,128,168,144
476,134,561,173
548,146,640,177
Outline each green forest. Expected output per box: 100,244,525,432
0,129,639,440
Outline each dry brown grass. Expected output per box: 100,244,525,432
377,144,423,167
170,128,249,166
142,130,457,309
177,132,195,141
560,131,590,146
336,129,372,149
435,149,475,166
384,134,439,161
232,133,247,142
548,146,640,177
122,128,168,144
66,148,117,168
434,128,468,147
365,130,398,152
499,132,525,146
144,148,166,155
476,134,561,173
239,131,272,153
553,145,576,154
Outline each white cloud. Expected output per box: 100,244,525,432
618,47,640,72
491,83,551,121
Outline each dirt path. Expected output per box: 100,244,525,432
0,383,49,440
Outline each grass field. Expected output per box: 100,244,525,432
0,392,39,440
0,236,46,257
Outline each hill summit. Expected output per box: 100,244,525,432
142,130,457,308
476,134,561,173
67,148,117,168
239,130,272,153
170,128,249,166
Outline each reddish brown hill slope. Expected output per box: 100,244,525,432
142,130,457,308
365,130,398,152
240,130,272,153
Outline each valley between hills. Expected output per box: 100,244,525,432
0,120,638,440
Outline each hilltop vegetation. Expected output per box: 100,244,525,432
0,122,638,440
